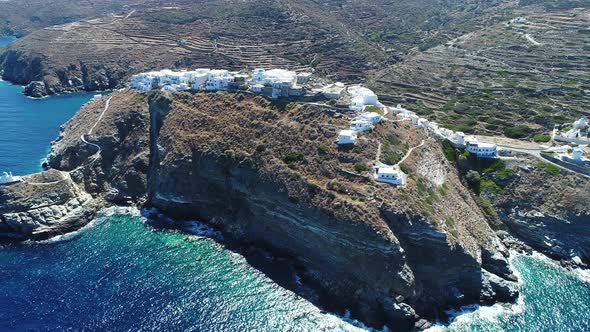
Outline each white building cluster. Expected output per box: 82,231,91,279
393,104,498,158
131,68,310,99
337,112,384,146
0,171,23,185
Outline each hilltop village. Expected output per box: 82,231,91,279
130,68,527,187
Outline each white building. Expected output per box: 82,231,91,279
322,82,346,100
466,138,497,158
296,73,312,85
350,119,373,133
574,117,588,130
357,112,383,125
374,166,405,186
348,85,382,112
0,171,23,185
338,130,357,145
205,70,234,91
451,131,466,147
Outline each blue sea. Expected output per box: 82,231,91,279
0,37,589,330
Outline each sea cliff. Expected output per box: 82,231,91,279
5,89,588,329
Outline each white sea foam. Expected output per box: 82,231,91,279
37,218,102,244
425,251,527,331
574,268,590,284
184,220,224,240
37,206,142,244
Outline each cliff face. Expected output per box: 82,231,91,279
146,91,517,328
489,155,590,265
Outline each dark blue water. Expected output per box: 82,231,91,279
0,59,588,331
0,77,96,175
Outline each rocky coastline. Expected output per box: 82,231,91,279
1,89,587,330
0,89,518,330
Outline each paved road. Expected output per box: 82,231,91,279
499,146,590,179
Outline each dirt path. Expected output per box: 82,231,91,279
396,139,425,167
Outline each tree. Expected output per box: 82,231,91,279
465,170,481,194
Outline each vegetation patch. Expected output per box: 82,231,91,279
536,162,560,175
533,134,551,143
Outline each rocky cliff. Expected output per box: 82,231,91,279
488,153,590,266
1,89,150,240
1,89,520,330
146,91,517,328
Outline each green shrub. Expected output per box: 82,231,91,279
482,159,506,173
288,194,301,202
465,170,481,194
383,152,401,165
317,144,329,154
504,125,530,138
365,105,384,115
327,99,337,105
496,168,515,178
533,134,551,143
480,179,502,195
536,162,560,175
442,140,456,162
399,163,412,175
354,163,368,173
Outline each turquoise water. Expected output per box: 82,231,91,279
429,254,590,332
0,79,96,175
0,65,589,331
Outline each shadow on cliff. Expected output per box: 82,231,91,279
380,209,486,323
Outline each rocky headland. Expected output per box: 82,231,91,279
1,89,527,330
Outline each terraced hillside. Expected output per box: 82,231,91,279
0,0,527,96
369,8,590,138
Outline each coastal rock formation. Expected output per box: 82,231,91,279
491,156,590,265
0,169,99,240
1,89,520,329
24,81,47,98
146,91,517,328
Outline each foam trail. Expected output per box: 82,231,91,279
37,206,142,244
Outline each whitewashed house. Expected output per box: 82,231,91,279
357,112,383,125
450,131,466,147
350,119,373,133
466,138,497,158
572,147,584,161
296,72,312,85
374,167,405,186
249,68,298,98
348,85,382,112
187,68,211,90
338,130,357,145
206,70,234,91
574,117,588,130
0,171,23,185
322,82,346,100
